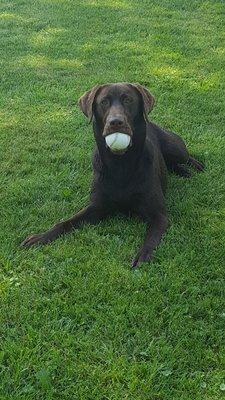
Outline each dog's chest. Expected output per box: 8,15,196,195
99,167,149,210
92,149,154,211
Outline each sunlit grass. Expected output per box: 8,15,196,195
30,27,67,46
16,54,83,69
0,12,32,22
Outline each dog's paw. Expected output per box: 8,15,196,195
195,160,204,172
21,233,50,248
189,157,205,172
131,248,153,269
172,164,191,178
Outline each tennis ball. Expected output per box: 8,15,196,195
105,132,131,151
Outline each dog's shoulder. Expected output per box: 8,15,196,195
92,147,103,172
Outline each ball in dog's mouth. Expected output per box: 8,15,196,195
105,132,131,154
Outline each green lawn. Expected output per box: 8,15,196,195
1,0,225,398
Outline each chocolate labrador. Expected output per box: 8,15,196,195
21,83,204,267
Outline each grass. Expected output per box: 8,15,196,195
0,0,225,398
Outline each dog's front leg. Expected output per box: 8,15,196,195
132,212,168,268
21,204,109,248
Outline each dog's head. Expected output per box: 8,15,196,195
78,83,155,155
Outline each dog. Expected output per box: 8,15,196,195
21,83,204,268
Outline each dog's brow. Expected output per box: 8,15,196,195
97,93,110,103
120,92,133,99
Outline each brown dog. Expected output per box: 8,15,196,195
21,83,204,267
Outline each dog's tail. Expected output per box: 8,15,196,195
188,156,204,172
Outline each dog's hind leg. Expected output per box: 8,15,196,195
150,123,204,176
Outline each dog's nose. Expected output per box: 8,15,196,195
109,118,124,128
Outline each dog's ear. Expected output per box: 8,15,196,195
131,83,155,121
78,85,102,122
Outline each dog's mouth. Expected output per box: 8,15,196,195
104,132,132,155
103,126,133,155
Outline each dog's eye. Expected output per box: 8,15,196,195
122,96,133,105
100,98,109,107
